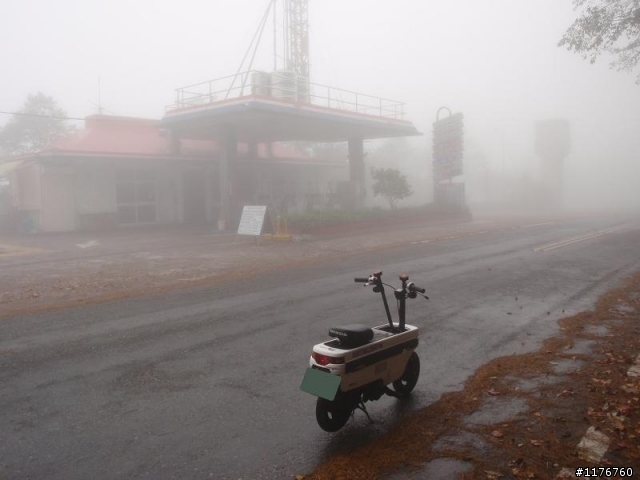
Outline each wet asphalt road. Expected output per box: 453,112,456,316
1,215,640,480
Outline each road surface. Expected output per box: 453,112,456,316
1,214,639,479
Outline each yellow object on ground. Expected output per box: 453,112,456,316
0,243,48,256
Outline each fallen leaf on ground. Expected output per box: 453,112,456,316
587,407,606,417
556,389,574,397
592,378,611,385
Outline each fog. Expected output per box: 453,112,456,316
1,0,639,212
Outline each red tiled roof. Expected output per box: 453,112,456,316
45,115,311,161
50,115,177,157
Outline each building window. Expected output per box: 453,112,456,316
116,168,158,225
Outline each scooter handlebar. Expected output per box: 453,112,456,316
408,284,426,294
354,277,370,283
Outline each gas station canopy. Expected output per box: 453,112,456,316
161,71,421,143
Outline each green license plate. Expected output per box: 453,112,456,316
300,368,341,401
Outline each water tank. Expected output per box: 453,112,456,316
251,71,271,97
271,71,297,101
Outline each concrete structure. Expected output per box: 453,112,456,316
163,70,421,228
0,115,346,233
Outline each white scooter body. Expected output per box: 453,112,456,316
300,271,427,432
309,324,419,393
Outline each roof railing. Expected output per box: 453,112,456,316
165,70,406,121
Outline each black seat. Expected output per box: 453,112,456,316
328,324,374,348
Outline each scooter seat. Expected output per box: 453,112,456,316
328,324,374,348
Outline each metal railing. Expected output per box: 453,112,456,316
165,70,406,121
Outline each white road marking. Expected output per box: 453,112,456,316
521,221,556,228
76,240,100,249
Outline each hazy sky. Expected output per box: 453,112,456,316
1,0,639,206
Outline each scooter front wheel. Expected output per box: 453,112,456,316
316,397,352,432
392,351,420,397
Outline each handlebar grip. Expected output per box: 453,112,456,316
409,284,426,294
354,277,369,283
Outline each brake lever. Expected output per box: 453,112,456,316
364,275,377,286
407,281,429,300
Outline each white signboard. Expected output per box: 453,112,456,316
237,205,267,236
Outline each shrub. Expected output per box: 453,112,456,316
284,204,469,233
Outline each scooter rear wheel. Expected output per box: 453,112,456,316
316,397,352,432
392,352,420,397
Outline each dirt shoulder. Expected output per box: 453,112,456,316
0,215,523,318
300,272,640,479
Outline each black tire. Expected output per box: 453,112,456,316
392,352,420,397
315,397,352,432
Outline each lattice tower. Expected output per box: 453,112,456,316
285,0,309,79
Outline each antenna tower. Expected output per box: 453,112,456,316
284,0,309,79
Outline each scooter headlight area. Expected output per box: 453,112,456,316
300,271,427,432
